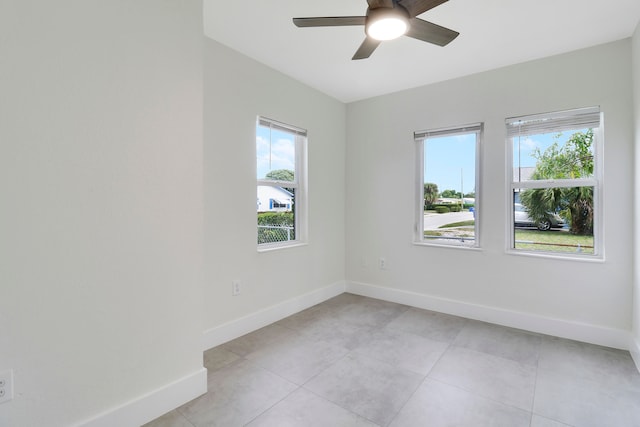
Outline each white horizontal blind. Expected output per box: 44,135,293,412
415,123,482,140
414,122,482,248
506,106,600,138
506,106,602,258
256,116,307,248
258,117,307,137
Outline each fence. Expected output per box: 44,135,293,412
258,224,294,244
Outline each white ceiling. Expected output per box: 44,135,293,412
204,0,640,103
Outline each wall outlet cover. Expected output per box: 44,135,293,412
0,370,13,404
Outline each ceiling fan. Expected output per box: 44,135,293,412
293,0,459,60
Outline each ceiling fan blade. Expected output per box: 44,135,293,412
293,16,366,27
397,0,448,17
352,37,382,60
405,18,459,46
367,0,394,9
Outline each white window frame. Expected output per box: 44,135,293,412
414,123,482,249
505,106,603,260
256,116,307,251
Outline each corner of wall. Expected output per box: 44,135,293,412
75,369,207,427
632,19,640,372
202,281,346,350
631,337,640,373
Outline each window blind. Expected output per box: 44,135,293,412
506,107,600,138
414,123,482,141
258,117,307,137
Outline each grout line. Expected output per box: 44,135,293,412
384,371,428,427
529,340,541,427
426,344,537,414
427,377,532,416
190,295,626,427
302,386,384,427
178,410,197,427
425,339,454,378
242,385,302,426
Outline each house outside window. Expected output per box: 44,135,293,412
414,123,482,248
256,117,307,248
506,106,602,258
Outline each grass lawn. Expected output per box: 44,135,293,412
439,220,475,228
424,220,475,240
515,229,594,254
425,220,594,254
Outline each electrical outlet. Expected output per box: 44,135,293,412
232,280,241,296
379,257,387,270
0,370,13,404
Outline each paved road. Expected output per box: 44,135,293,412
424,211,474,230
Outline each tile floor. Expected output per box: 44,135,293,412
144,293,640,427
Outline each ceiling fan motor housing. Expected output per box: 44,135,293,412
365,5,410,40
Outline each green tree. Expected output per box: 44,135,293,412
441,189,461,199
520,129,594,235
265,169,295,194
265,169,294,182
424,182,439,208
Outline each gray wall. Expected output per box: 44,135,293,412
346,40,635,339
203,39,347,331
0,2,205,426
632,22,640,363
1,3,637,424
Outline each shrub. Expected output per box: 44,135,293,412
435,206,450,214
431,203,464,212
257,211,293,226
257,212,295,244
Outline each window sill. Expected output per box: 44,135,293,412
506,249,604,263
258,241,308,253
412,241,482,251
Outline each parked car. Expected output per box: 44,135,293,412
514,203,565,231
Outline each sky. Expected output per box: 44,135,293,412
512,129,593,172
424,129,592,194
256,125,295,180
424,134,476,194
513,133,556,169
257,123,591,192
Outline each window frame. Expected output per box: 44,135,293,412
256,116,308,251
414,123,483,249
505,106,604,260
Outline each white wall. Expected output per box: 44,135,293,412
0,2,206,426
0,4,636,424
346,40,635,346
203,40,346,340
632,22,640,365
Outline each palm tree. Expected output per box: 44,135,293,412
520,130,594,235
424,183,439,208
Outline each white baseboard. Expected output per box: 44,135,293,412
630,337,640,372
202,281,346,350
346,281,631,351
75,367,207,427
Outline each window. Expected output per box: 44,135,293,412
256,117,307,248
506,107,602,257
414,123,482,248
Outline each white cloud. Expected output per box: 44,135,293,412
518,137,539,151
257,136,295,177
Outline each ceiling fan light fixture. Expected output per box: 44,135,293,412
366,7,409,41
293,0,459,60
